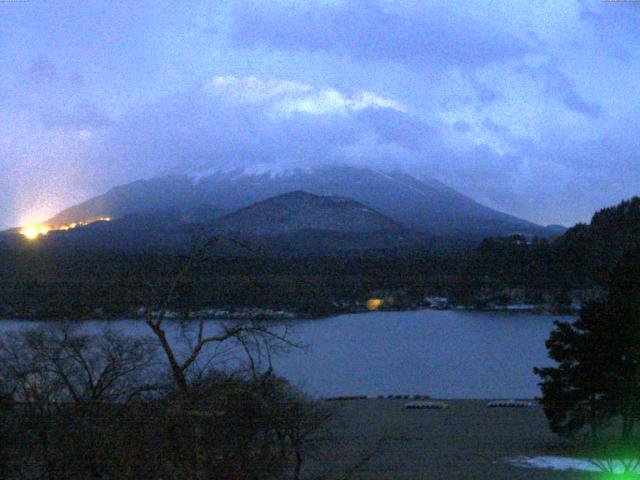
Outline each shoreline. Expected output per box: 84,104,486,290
0,306,572,322
0,303,575,322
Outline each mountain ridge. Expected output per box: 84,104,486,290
46,165,559,239
3,190,430,254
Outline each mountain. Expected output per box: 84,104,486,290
205,190,427,253
0,212,196,253
47,165,558,239
2,191,427,254
47,176,205,227
210,191,403,237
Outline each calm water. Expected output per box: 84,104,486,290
0,310,569,399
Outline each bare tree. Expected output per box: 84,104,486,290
0,324,162,479
133,236,305,480
0,323,159,405
0,393,13,479
140,236,296,394
0,238,336,480
266,380,334,480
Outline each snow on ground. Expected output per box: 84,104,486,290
507,456,640,474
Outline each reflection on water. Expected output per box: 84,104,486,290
0,310,569,399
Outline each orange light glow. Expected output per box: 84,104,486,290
19,217,111,240
20,225,50,240
366,298,383,311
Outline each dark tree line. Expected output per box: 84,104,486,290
2,196,639,321
465,197,640,292
0,246,451,320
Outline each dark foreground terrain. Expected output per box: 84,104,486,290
315,399,597,480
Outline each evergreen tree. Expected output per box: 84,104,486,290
535,243,640,442
534,302,616,439
605,245,640,441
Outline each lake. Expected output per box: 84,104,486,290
270,310,567,399
0,310,570,399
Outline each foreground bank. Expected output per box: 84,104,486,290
315,398,594,480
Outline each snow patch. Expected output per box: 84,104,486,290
507,456,640,474
187,164,312,182
371,169,433,200
240,164,312,178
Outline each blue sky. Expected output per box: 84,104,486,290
1,0,639,229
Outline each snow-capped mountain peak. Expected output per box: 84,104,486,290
47,164,554,238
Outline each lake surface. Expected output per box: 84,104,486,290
0,310,570,399
271,310,567,399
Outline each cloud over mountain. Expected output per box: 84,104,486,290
228,0,533,68
0,0,638,230
95,76,417,182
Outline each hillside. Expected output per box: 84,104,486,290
1,196,637,319
553,196,640,279
2,191,430,254
210,191,403,236
203,190,427,252
456,196,640,306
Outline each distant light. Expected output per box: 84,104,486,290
366,298,383,311
19,217,111,240
20,225,50,240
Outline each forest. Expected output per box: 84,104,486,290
0,197,638,320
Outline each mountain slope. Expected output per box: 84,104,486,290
47,165,555,238
4,191,426,254
204,190,423,252
0,212,197,253
210,191,403,237
464,196,640,292
47,176,203,227
551,196,640,283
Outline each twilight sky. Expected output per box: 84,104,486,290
1,0,639,229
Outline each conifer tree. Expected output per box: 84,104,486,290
535,243,640,442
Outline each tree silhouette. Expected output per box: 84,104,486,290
534,302,616,439
535,242,640,443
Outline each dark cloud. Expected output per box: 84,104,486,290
453,120,472,133
26,58,57,84
520,61,602,119
482,118,511,137
580,0,640,58
229,0,533,68
354,107,437,151
580,0,640,30
93,81,395,184
84,76,617,226
466,76,502,108
39,103,113,131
